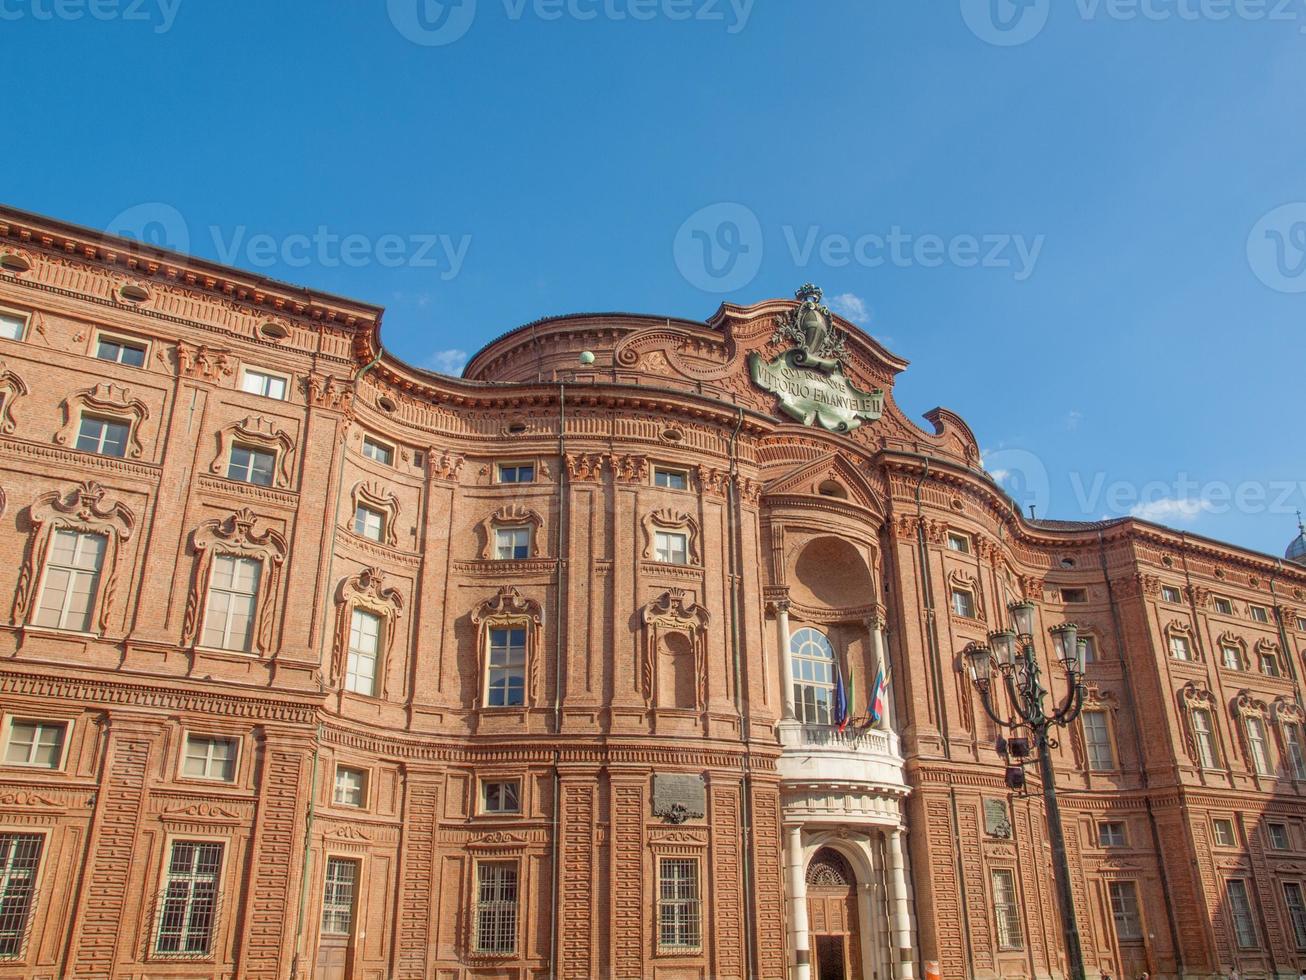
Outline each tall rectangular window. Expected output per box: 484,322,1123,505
992,869,1023,950
183,735,238,782
950,588,976,619
201,555,260,652
361,438,393,466
654,531,688,566
1284,882,1306,949
1083,710,1114,771
96,336,147,367
1251,605,1270,624
0,313,25,341
353,504,385,542
155,841,222,957
321,858,358,935
1215,597,1234,615
345,609,381,697
1221,645,1242,670
1109,881,1143,941
1169,634,1192,661
1193,708,1219,768
4,720,66,769
0,834,42,958
34,529,105,631
474,862,518,955
658,858,701,951
227,445,275,486
1285,722,1306,780
1260,652,1281,677
240,369,287,400
486,628,526,707
76,415,130,457
790,629,836,726
1228,879,1258,948
1080,635,1098,664
1247,716,1273,776
494,526,531,560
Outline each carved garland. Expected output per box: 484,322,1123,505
478,504,545,560
302,371,354,412
0,361,28,434
471,587,544,708
181,509,287,655
641,509,701,565
12,481,135,632
331,568,404,697
1178,681,1220,766
175,341,235,383
210,416,297,488
639,589,711,710
350,482,400,547
54,383,149,458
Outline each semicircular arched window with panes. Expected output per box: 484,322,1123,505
790,627,837,725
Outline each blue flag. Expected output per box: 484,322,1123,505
833,664,849,730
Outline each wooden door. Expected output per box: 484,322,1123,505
807,848,864,980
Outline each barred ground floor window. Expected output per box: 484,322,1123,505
474,861,519,955
155,840,223,957
0,833,42,958
658,857,701,952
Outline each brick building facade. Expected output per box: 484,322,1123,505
0,204,1302,979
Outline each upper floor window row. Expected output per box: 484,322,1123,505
362,437,394,466
77,415,130,458
96,335,147,367
498,463,535,484
241,368,288,401
0,311,26,341
228,445,276,486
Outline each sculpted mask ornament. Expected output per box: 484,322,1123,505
748,284,885,433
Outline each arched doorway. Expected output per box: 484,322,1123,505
806,848,864,980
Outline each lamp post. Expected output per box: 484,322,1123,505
960,600,1089,980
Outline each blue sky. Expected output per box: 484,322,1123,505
5,0,1305,556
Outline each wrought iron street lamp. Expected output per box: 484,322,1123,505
960,599,1089,980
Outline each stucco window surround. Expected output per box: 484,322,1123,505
209,415,296,489
1165,620,1200,663
1,714,73,771
1255,638,1284,678
947,570,984,622
478,504,544,561
1233,691,1276,777
54,382,149,459
1074,687,1121,773
0,360,28,435
1273,698,1306,780
330,567,404,699
348,481,400,548
641,509,701,566
182,509,287,656
13,481,135,635
1179,681,1223,769
471,587,543,709
1217,632,1249,671
638,589,710,711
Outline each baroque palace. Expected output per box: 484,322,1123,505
0,204,1303,980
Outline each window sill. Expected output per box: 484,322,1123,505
656,947,703,958
20,625,101,641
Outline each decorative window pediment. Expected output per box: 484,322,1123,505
478,504,544,560
0,361,28,434
1217,632,1248,670
350,482,400,547
1233,689,1269,720
471,587,543,708
182,508,287,654
639,589,710,710
13,481,135,632
641,509,700,565
330,568,404,697
1273,696,1305,726
55,383,149,458
210,416,296,488
948,571,985,621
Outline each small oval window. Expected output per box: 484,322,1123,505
260,321,289,340
0,252,31,273
377,396,397,413
119,283,150,303
662,428,684,442
507,421,527,435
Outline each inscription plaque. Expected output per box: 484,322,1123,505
652,773,706,824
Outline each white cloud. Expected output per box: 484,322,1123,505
1130,497,1214,523
828,292,870,325
428,348,468,376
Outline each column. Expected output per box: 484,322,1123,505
786,825,811,980
887,829,915,980
777,600,796,719
870,617,895,731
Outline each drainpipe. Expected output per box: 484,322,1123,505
549,383,567,980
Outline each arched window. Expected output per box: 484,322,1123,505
790,627,836,725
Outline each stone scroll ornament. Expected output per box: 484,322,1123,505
747,284,885,434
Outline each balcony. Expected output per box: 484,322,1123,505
777,721,909,825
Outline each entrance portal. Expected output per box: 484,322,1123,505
807,848,863,980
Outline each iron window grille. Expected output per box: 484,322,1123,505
0,834,42,959
992,869,1023,950
154,841,223,958
321,858,358,935
474,862,518,955
657,858,702,952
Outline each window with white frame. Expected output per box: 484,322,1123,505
361,437,393,466
790,628,836,726
0,312,25,341
1169,634,1192,662
474,861,519,955
482,779,521,814
1268,823,1290,851
1228,879,1259,948
201,555,261,652
76,415,130,458
946,532,971,554
182,734,238,782
654,468,688,491
227,445,275,487
1221,644,1242,670
991,868,1023,950
154,840,223,957
345,609,381,697
494,526,531,560
1109,881,1143,941
240,369,287,400
497,462,534,484
1083,710,1114,771
485,627,526,707
1284,722,1306,780
1212,818,1236,847
1193,708,1220,768
1260,651,1281,677
1080,635,1098,665
1284,882,1306,949
1161,585,1183,604
0,834,42,958
34,529,105,632
95,335,147,367
1098,821,1126,847
1298,617,1306,632
353,504,385,543
1247,716,1273,775
321,857,358,935
3,720,66,769
657,858,701,951
1214,597,1234,616
1251,605,1270,624
654,530,688,566
333,766,367,808
950,587,976,619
